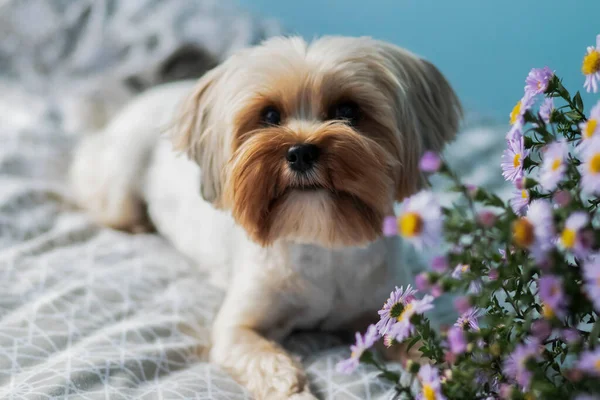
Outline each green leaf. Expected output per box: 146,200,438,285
406,336,421,352
573,92,584,112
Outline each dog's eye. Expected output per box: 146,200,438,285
261,106,281,126
329,102,360,125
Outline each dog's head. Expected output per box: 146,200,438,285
172,36,462,247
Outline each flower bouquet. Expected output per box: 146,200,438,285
337,34,600,400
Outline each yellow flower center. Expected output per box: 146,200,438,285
582,50,600,75
399,212,423,237
585,119,598,139
461,264,469,273
513,218,535,248
423,384,436,400
595,359,600,372
513,153,522,168
521,190,528,199
397,302,414,322
510,101,522,125
551,158,561,171
589,153,600,174
542,303,555,319
561,228,576,248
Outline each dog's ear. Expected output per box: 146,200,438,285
171,65,227,205
375,42,463,200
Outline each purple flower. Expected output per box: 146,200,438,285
502,340,542,390
538,275,567,319
382,215,398,236
530,319,552,342
577,349,600,377
418,364,446,400
579,101,600,146
376,285,418,335
420,151,442,172
579,136,600,195
540,140,568,191
513,200,555,263
390,295,435,342
415,273,430,291
431,284,443,298
525,66,553,95
447,326,467,354
477,210,497,227
469,279,483,294
559,212,591,258
501,137,528,182
553,190,572,207
431,256,449,273
561,328,581,344
510,189,530,215
455,308,481,331
539,98,554,123
582,34,600,93
583,259,600,312
336,324,380,374
397,191,443,249
508,93,535,137
454,296,471,315
452,264,470,279
488,269,499,281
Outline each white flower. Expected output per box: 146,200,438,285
539,140,568,191
396,191,442,249
579,137,600,194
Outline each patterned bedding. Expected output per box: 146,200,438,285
0,1,510,398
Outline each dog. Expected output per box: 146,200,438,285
69,36,462,399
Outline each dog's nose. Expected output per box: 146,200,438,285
286,144,320,173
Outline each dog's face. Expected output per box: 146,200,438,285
172,36,462,247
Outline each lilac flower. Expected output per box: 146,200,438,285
469,279,483,294
539,140,568,191
420,151,442,172
336,324,380,374
553,190,572,207
415,273,430,291
452,264,470,279
582,34,600,93
502,340,542,390
538,275,567,319
583,259,600,312
510,189,530,215
389,295,435,342
431,256,448,273
454,296,471,315
579,136,600,194
530,319,552,342
397,191,442,249
418,364,446,400
477,210,497,227
501,136,528,182
561,328,581,344
508,93,535,137
525,66,553,95
376,285,418,335
431,284,443,298
382,215,398,236
579,101,600,146
488,269,499,281
559,212,591,258
577,349,600,377
455,308,481,331
447,326,467,354
539,98,554,123
512,200,555,263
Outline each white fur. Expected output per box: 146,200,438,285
70,36,461,399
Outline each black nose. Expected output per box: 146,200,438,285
286,144,320,173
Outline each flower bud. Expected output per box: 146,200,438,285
382,216,398,237
415,272,430,291
477,210,497,227
454,296,471,314
553,190,571,207
419,151,442,172
431,256,448,273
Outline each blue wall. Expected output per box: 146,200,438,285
236,0,599,122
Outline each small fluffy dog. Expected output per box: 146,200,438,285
70,36,461,399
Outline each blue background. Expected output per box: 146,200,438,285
236,0,599,122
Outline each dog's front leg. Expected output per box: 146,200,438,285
210,276,316,400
